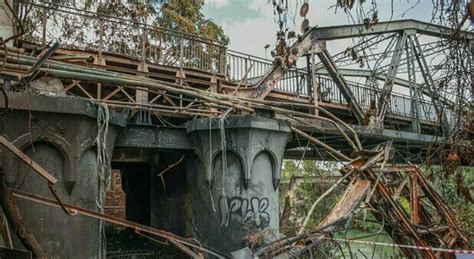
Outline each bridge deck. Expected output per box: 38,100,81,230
2,47,441,162
11,42,442,132
1,1,455,162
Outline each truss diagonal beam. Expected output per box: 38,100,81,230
316,46,365,124
410,35,449,134
315,68,456,109
376,32,408,124
407,41,421,134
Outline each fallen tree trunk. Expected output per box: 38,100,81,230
0,179,46,258
279,176,297,232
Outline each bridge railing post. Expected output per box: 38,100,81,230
98,19,104,58
179,33,184,70
141,24,147,63
244,56,248,83
222,48,228,78
41,6,47,47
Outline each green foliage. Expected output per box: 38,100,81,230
281,160,301,179
89,0,228,44
352,214,383,232
280,160,343,235
38,0,228,45
156,0,229,44
280,161,474,254
398,196,411,215
426,166,474,247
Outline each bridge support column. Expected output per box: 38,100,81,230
185,115,291,254
0,92,125,258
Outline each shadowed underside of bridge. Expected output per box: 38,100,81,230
0,1,472,258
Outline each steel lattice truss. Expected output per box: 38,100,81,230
309,20,473,134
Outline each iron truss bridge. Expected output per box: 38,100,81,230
1,1,473,163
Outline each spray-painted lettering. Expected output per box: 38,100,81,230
222,196,270,228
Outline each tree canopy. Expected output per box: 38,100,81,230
159,0,228,44
90,0,228,45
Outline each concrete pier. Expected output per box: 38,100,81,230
185,115,291,253
0,91,290,256
130,116,291,254
1,92,125,258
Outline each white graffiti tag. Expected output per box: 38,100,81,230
224,196,270,228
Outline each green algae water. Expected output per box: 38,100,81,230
332,230,406,258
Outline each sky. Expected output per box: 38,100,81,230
201,0,447,58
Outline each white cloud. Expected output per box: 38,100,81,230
248,0,273,18
220,0,437,59
223,0,346,57
223,16,278,57
205,0,230,9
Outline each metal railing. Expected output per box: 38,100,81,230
226,50,440,122
316,75,438,121
226,50,273,82
19,1,227,74
227,50,309,96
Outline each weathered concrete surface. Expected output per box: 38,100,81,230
28,77,66,96
112,125,193,230
114,125,191,150
121,116,291,254
185,116,291,254
113,116,290,254
149,151,193,237
0,92,126,258
0,0,13,47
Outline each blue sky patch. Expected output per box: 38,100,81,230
202,0,261,24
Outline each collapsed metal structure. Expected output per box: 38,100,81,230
0,0,472,258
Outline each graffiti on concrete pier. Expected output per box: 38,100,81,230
220,196,270,228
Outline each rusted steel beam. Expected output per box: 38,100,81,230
335,157,440,258
410,172,420,225
11,189,228,258
316,180,371,230
297,180,371,255
315,47,365,124
372,165,469,258
361,167,437,258
412,167,468,244
397,166,467,245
